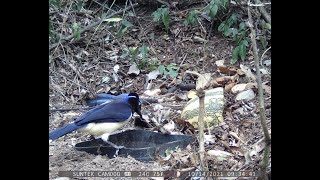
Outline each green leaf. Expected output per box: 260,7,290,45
230,14,237,22
130,47,139,63
209,4,218,18
49,0,60,8
224,28,232,36
140,45,149,60
215,0,222,6
264,23,271,30
120,52,129,59
76,0,84,12
152,9,162,22
184,10,198,26
168,68,178,78
117,20,133,36
218,23,225,32
158,65,166,75
239,44,246,61
103,17,123,22
239,22,245,30
138,59,147,69
259,36,267,49
232,46,240,64
119,27,128,36
72,23,81,40
231,28,238,38
221,0,229,9
149,58,159,71
167,64,178,78
162,8,170,33
241,40,249,47
121,20,132,27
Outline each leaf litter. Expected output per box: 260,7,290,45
49,2,271,179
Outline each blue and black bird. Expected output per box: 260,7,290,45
49,93,143,150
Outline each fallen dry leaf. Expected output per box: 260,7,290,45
237,69,245,76
212,76,233,86
147,69,160,80
184,71,211,90
215,59,225,67
217,66,237,75
240,64,256,82
246,82,271,95
128,63,140,75
207,149,234,161
224,82,236,92
252,137,266,153
229,131,245,144
231,83,247,94
196,73,212,89
193,36,207,43
144,89,161,97
204,135,215,144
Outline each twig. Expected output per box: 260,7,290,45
260,46,271,67
92,0,115,15
49,107,92,112
179,53,188,66
128,0,162,61
247,2,271,179
49,3,139,51
155,0,170,7
85,0,117,51
197,17,207,34
51,69,87,89
248,1,271,6
197,88,207,171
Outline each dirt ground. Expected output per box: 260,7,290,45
49,2,271,180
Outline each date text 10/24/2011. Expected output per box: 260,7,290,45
58,171,260,177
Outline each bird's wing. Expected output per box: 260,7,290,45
74,100,132,126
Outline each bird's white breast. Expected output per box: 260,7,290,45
79,117,131,137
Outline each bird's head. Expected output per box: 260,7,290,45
126,93,143,120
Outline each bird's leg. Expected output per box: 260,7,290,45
96,145,102,155
90,136,104,155
101,134,125,156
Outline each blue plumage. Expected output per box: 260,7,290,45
49,93,142,142
49,123,80,141
86,93,129,107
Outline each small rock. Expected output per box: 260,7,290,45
235,89,255,101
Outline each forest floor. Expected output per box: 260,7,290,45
49,1,271,179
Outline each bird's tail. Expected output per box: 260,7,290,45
49,123,79,141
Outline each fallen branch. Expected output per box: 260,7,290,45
247,1,271,179
49,3,139,51
253,0,271,24
155,0,170,7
